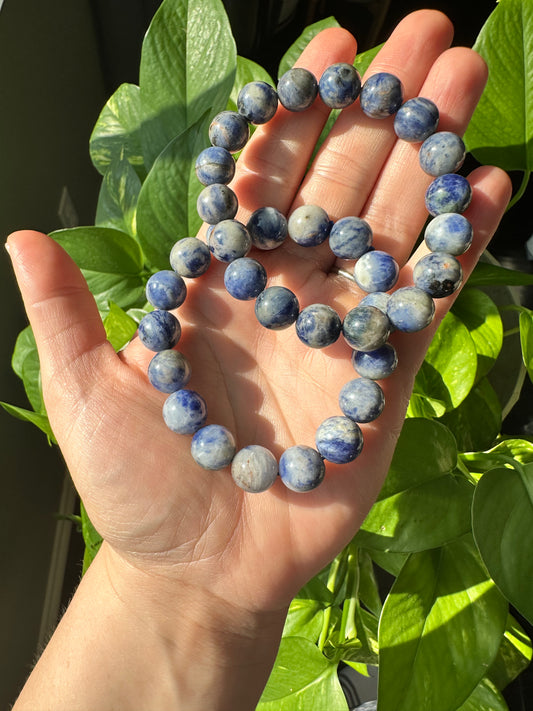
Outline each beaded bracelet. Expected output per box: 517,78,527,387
137,62,473,494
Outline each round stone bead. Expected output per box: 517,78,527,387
237,81,278,124
277,67,318,112
424,213,473,255
393,97,439,142
146,270,187,310
191,424,236,470
360,72,403,119
413,252,463,298
224,257,267,300
315,416,363,464
288,205,332,247
359,291,391,316
247,206,288,250
163,389,207,434
295,303,342,349
425,174,472,216
343,305,390,351
255,286,300,330
339,378,385,423
170,237,211,278
387,286,435,332
148,349,191,394
138,310,181,352
197,183,239,224
329,216,373,259
207,219,251,262
419,131,466,177
354,250,399,293
318,62,361,109
351,343,398,380
231,445,278,493
195,146,235,186
279,445,325,492
209,110,250,153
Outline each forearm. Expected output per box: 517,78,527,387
13,543,286,711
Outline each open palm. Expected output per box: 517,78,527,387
9,10,510,616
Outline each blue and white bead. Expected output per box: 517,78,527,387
231,445,278,493
342,305,391,352
387,286,435,332
318,63,361,109
254,286,300,330
209,110,250,153
197,183,239,224
207,220,251,262
351,344,398,380
339,378,385,423
329,216,373,259
148,350,191,394
170,237,211,278
279,445,325,492
315,416,363,464
354,250,399,293
138,310,181,352
413,252,463,298
195,146,235,186
425,173,472,216
288,205,332,247
393,97,439,142
146,270,187,310
358,291,391,316
163,389,207,434
191,424,236,470
360,73,403,118
419,131,466,177
237,81,278,124
424,213,473,255
295,303,342,348
224,257,267,300
277,67,318,112
246,206,288,250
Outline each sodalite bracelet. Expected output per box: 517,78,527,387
138,59,475,494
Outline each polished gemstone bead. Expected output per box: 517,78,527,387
424,213,473,255
393,97,439,142
148,349,191,394
146,270,187,310
288,205,332,247
207,219,251,262
295,303,342,348
425,174,472,216
195,146,235,186
413,252,463,298
279,445,325,492
339,378,385,423
231,445,278,493
387,286,435,332
197,183,238,224
419,131,466,177
354,250,399,293
191,424,236,470
351,343,398,380
343,305,390,351
246,206,288,250
329,216,373,259
237,81,278,124
224,257,267,300
163,389,207,434
138,310,181,352
360,73,403,118
315,416,363,464
209,110,250,153
254,286,299,330
318,63,361,109
359,291,391,316
277,67,318,112
170,237,211,278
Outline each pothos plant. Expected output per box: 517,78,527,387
2,0,533,708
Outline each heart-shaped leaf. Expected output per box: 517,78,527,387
50,227,144,274
468,261,533,287
456,678,509,711
464,0,533,171
103,303,138,352
378,536,508,711
0,402,55,442
95,152,142,237
488,613,532,691
472,462,533,626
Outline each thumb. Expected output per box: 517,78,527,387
6,230,115,404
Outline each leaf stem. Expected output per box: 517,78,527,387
339,543,360,642
317,550,348,651
506,170,531,212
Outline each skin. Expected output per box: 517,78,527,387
7,11,511,711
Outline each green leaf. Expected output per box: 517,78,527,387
136,119,208,268
489,613,532,691
353,43,384,77
439,378,502,453
355,419,472,552
11,326,43,413
378,537,508,711
468,261,533,287
81,271,146,314
0,402,55,442
103,303,138,352
472,462,533,626
139,0,236,169
80,501,103,574
457,678,509,711
368,548,408,578
413,311,477,412
89,83,146,179
452,288,503,381
283,578,332,643
258,637,348,710
464,0,533,171
462,438,533,477
228,55,274,112
520,308,533,381
50,227,144,275
357,550,382,618
95,152,143,237
278,17,340,78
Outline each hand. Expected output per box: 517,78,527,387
8,10,511,710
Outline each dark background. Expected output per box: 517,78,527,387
0,1,531,708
